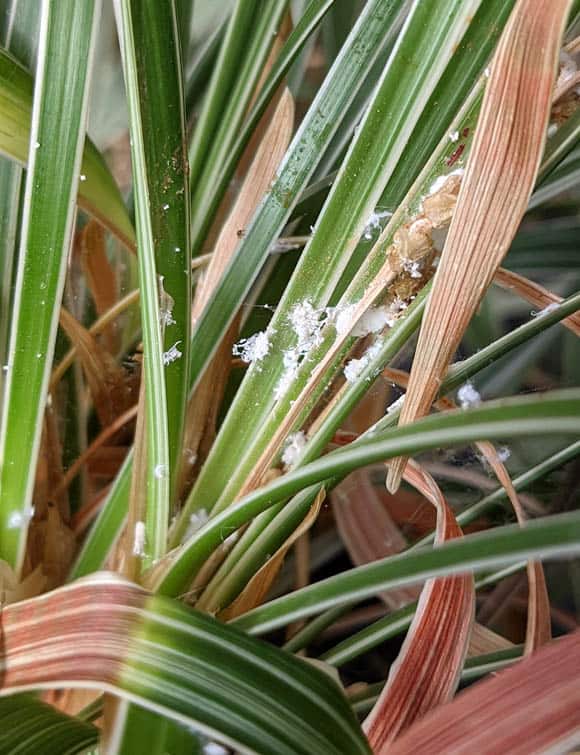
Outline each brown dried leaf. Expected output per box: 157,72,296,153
80,220,119,353
495,267,580,337
333,468,512,656
333,469,420,610
364,462,474,750
0,560,46,604
0,575,144,691
59,307,134,427
388,629,580,755
180,89,295,492
53,404,137,500
385,366,551,654
218,488,324,621
387,0,573,492
51,288,140,393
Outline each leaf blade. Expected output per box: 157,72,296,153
387,0,574,491
0,0,101,569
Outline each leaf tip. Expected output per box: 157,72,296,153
386,458,407,494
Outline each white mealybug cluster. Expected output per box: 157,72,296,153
203,743,228,755
274,300,327,401
363,209,392,240
154,464,168,479
496,446,511,463
457,382,481,409
427,168,464,197
132,521,146,556
334,303,359,336
7,507,34,529
532,302,560,318
386,394,405,414
232,330,270,364
182,509,209,542
281,431,307,468
336,298,408,340
163,341,182,365
403,259,422,278
343,355,368,383
343,340,383,383
352,307,395,337
448,130,459,142
160,307,176,328
289,300,324,348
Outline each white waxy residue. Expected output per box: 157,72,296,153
428,168,464,196
203,743,228,755
457,382,481,409
154,464,168,479
274,300,327,400
403,259,422,278
532,302,560,318
281,431,307,468
163,341,182,365
363,209,392,240
386,394,405,414
232,331,270,364
132,521,146,556
182,508,209,542
343,340,382,383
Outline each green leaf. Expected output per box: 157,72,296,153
190,0,337,251
111,701,203,755
125,0,191,497
231,507,580,635
1,576,371,755
69,450,132,580
180,0,481,530
0,0,101,570
0,0,41,66
184,0,407,398
187,0,261,196
320,564,525,666
115,0,176,564
0,2,40,388
0,47,135,250
156,389,580,596
0,694,98,755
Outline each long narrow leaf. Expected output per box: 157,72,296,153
0,0,101,570
153,390,580,596
364,462,474,749
0,575,371,755
387,0,574,491
231,507,580,636
388,629,580,754
0,47,135,249
0,694,98,755
114,0,173,564
126,0,191,497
